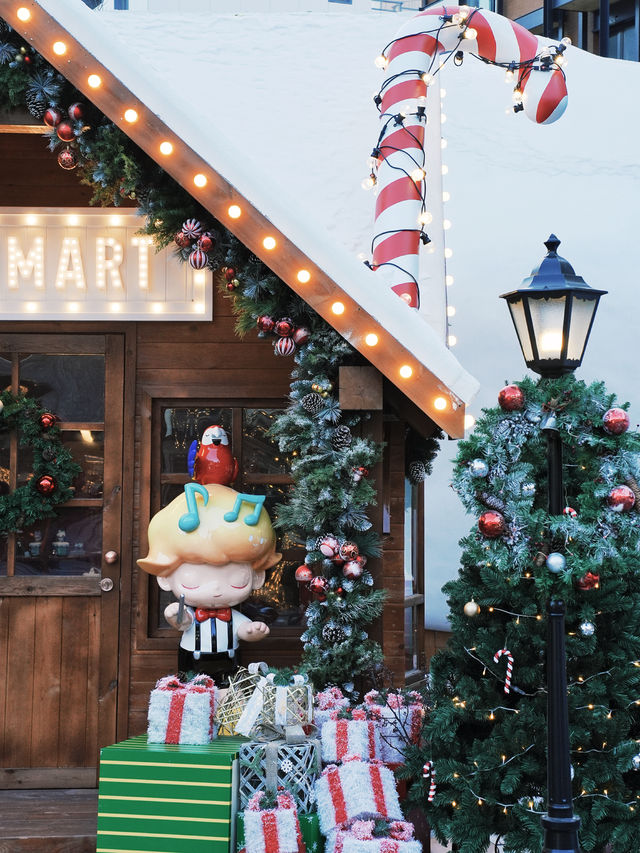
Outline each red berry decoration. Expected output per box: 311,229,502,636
224,267,235,282
256,315,275,334
292,327,310,347
39,412,56,430
181,219,202,240
274,318,295,337
56,121,75,142
198,234,213,252
498,384,524,412
343,560,363,580
43,107,63,127
317,534,340,559
339,541,359,561
174,231,191,248
274,337,296,357
608,485,635,512
295,565,314,583
189,249,208,270
67,102,84,121
576,571,600,591
35,474,56,496
309,576,328,599
478,510,506,538
57,147,78,171
352,466,369,482
603,408,630,435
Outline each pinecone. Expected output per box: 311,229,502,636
331,425,352,451
25,90,46,119
322,624,347,643
301,392,324,414
478,491,506,512
408,460,427,484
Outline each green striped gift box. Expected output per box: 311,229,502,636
97,734,247,853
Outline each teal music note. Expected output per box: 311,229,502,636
179,482,209,532
224,493,265,527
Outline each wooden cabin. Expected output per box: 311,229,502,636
0,1,477,847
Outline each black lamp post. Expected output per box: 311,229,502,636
500,236,606,853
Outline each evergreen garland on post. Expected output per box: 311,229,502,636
402,375,640,853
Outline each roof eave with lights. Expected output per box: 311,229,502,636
2,0,480,437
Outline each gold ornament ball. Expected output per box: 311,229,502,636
464,600,480,617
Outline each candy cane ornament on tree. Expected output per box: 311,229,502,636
422,761,436,802
493,647,514,694
370,6,569,308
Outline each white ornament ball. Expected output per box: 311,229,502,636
632,754,640,771
546,552,567,574
522,482,536,496
463,600,480,617
469,459,489,478
579,621,595,637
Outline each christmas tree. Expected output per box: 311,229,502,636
409,375,640,853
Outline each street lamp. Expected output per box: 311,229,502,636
500,236,606,853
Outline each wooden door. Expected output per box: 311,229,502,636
0,333,123,788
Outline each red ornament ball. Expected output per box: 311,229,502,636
608,485,635,512
603,408,630,436
198,234,213,252
189,249,208,270
498,384,524,411
56,120,75,142
478,510,506,538
67,102,84,121
256,315,275,334
181,219,202,240
339,541,359,561
317,534,340,559
274,317,295,337
294,565,314,583
226,282,236,292
224,267,235,282
274,337,296,357
576,571,600,591
174,231,191,248
308,576,328,598
39,412,56,430
292,327,310,347
343,560,363,580
35,474,56,495
57,147,78,171
43,107,63,127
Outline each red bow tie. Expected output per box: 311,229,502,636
194,607,232,623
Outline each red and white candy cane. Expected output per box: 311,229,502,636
493,647,514,694
422,761,436,802
372,6,569,308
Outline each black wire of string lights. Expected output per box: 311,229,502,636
365,6,570,289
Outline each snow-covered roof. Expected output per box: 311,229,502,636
2,0,481,436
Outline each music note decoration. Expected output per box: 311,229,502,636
223,493,266,527
178,481,210,532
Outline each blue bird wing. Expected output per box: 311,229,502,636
187,440,198,477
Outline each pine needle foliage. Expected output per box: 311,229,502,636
405,375,640,853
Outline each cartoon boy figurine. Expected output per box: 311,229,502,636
138,483,281,685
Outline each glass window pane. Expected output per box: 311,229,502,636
19,354,105,421
161,407,232,474
243,409,288,475
507,301,534,362
566,296,597,362
64,430,104,498
0,537,7,577
14,507,102,576
528,296,566,360
404,606,416,672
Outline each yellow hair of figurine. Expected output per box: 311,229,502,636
137,484,281,576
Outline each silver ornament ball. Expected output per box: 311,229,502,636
546,552,567,574
632,754,640,771
579,621,595,637
522,482,536,496
469,459,489,479
463,600,480,617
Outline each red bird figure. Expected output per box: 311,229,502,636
187,425,238,486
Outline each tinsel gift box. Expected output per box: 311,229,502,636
314,758,403,835
243,791,305,853
313,686,349,736
325,820,422,853
236,671,313,737
363,691,423,764
239,737,321,813
148,673,219,745
321,710,382,764
237,812,322,853
96,734,246,853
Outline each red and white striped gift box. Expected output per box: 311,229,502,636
244,791,305,853
321,711,382,763
326,820,422,853
314,758,403,834
147,674,218,745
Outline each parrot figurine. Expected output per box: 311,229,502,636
187,425,239,486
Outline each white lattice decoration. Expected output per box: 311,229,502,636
239,739,321,814
214,665,265,736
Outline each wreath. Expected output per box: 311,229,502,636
0,391,81,536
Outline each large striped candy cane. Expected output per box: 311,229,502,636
422,760,436,802
372,6,569,308
493,647,514,694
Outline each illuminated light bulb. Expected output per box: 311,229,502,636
361,175,376,190
441,138,448,149
374,54,388,69
418,211,433,225
478,799,483,806
443,219,452,230
8,236,44,289
440,88,447,98
444,247,453,259
399,365,413,379
87,74,101,88
505,69,515,82
52,41,67,55
263,236,277,250
124,108,138,123
410,168,426,183
131,236,153,290
193,173,207,188
588,704,594,710
228,204,242,218
445,274,454,286
25,302,38,313
194,302,206,314
561,36,572,46
502,755,506,763
80,430,94,443
540,330,562,352
365,333,378,347
434,396,448,411
416,95,427,107
297,269,311,283
331,301,345,315
16,7,31,21
554,54,567,67
67,302,80,313
159,141,173,155
152,302,164,314
193,270,206,286
400,293,413,304
441,164,449,175
536,614,543,620
55,237,86,290
463,27,477,39
96,237,124,289
489,712,495,720
447,334,457,347
421,72,435,85
464,414,476,429
110,302,122,313
67,214,79,226
447,305,456,317
441,113,447,124
513,89,524,104
451,801,457,808
443,191,451,202
109,215,121,226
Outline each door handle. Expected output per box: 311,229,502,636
104,550,119,564
100,577,114,592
